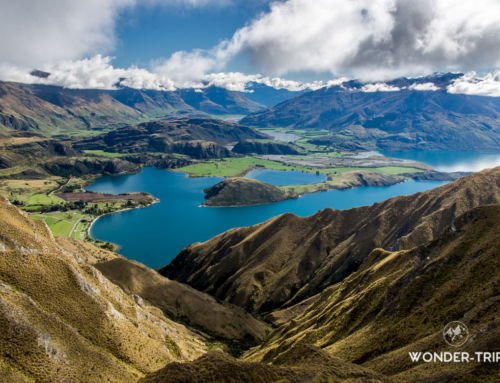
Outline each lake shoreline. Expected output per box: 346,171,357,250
87,167,452,267
87,197,160,250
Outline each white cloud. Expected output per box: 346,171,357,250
361,83,401,92
152,49,223,85
2,55,498,98
211,0,500,79
0,56,176,91
201,72,324,92
409,82,440,91
0,0,132,67
0,0,233,69
447,71,500,97
326,78,350,88
0,55,320,92
1,0,499,90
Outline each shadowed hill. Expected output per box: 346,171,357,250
0,131,77,169
232,140,302,155
161,167,500,314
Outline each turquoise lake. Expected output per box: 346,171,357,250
245,169,327,185
88,167,447,268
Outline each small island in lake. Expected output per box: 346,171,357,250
203,178,293,207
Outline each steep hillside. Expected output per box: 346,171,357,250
162,167,500,314
0,81,267,136
203,178,292,207
110,87,193,115
40,157,141,178
241,75,500,151
245,204,500,382
94,257,268,346
0,195,208,382
76,118,268,159
0,193,274,381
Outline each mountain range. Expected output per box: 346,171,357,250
0,81,305,137
241,74,500,151
0,82,264,137
159,167,500,382
2,74,500,153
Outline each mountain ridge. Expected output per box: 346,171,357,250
241,74,500,151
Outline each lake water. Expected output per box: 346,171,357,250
378,150,500,172
245,169,327,185
88,167,447,268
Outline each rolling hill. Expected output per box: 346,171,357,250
203,178,291,207
76,118,268,159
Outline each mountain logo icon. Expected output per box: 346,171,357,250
443,321,469,347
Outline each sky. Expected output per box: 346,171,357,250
0,0,499,95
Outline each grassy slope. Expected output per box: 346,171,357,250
140,346,388,383
95,257,268,347
0,195,208,382
0,82,144,137
245,204,500,382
